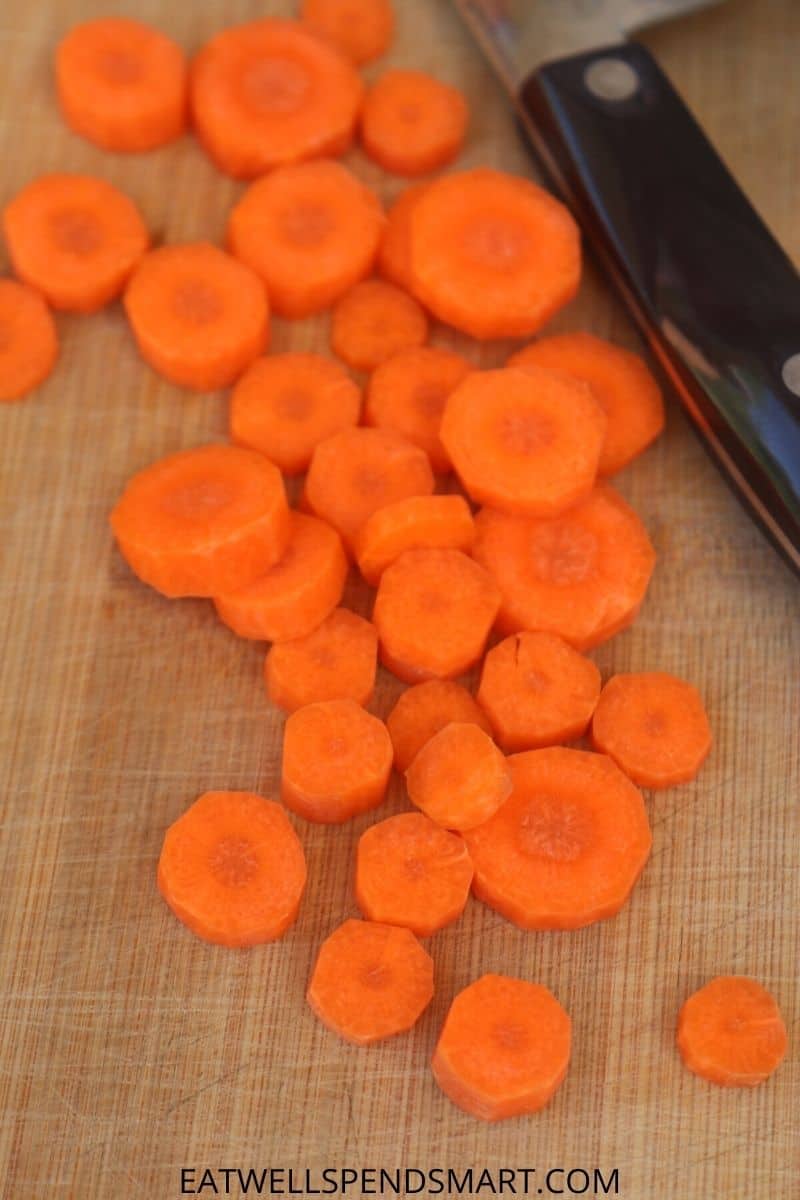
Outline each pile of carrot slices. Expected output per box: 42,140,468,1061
2,0,788,1119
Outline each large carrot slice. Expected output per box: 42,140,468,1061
406,722,512,832
330,279,428,372
0,279,58,402
386,679,492,773
377,182,429,290
265,607,377,712
360,69,468,176
354,494,475,586
677,976,788,1087
301,0,394,66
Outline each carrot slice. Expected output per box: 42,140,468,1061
591,671,712,789
408,168,581,340
509,332,665,476
307,918,433,1045
0,279,58,403
360,69,468,177
477,632,601,752
157,791,307,946
377,182,429,290
373,547,500,682
229,352,361,475
301,0,394,66
264,607,377,712
432,974,571,1121
331,279,428,373
356,812,473,937
214,512,347,642
441,366,606,518
227,160,385,318
123,243,269,391
282,699,393,822
364,345,472,471
386,679,492,773
463,747,652,930
191,19,363,179
677,976,788,1088
406,722,512,832
110,443,289,598
56,17,187,152
354,494,475,586
472,485,656,650
3,173,148,313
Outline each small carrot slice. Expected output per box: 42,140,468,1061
509,332,665,476
227,160,385,318
191,19,363,179
441,366,606,518
56,18,188,152
330,279,428,373
432,974,571,1121
282,699,393,822
0,279,58,402
463,747,652,930
677,976,788,1088
591,672,712,789
406,722,512,832
356,812,473,937
307,918,433,1045
377,182,429,290
229,352,361,475
354,494,475,586
157,791,307,947
3,174,148,313
265,607,377,712
301,0,394,66
360,69,468,177
386,679,492,773
123,243,269,391
110,444,289,598
477,632,601,752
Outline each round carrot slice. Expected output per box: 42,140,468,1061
307,918,433,1045
227,160,385,318
282,699,393,823
360,69,468,177
110,443,290,598
0,279,58,402
677,976,788,1088
463,747,652,930
356,812,473,937
123,243,269,391
301,0,394,66
265,607,377,712
354,494,475,586
191,19,363,179
378,182,430,290
331,279,428,373
157,791,307,947
591,672,712,789
386,679,492,773
56,17,187,152
433,974,571,1121
406,722,512,832
3,173,148,313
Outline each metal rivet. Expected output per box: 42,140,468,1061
584,58,640,102
782,353,800,397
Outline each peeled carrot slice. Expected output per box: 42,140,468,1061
3,173,148,313
110,443,289,598
157,791,307,946
0,279,58,403
386,679,492,773
301,0,394,66
265,607,377,712
360,69,468,177
406,722,512,832
331,279,428,373
354,494,475,586
677,976,788,1087
463,747,652,930
378,182,429,290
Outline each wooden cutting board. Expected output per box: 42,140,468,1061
1,1,797,1196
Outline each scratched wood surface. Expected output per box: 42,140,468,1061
0,0,797,1196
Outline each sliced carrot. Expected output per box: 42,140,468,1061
509,332,665,476
56,17,187,152
406,722,511,832
432,974,571,1121
0,279,58,403
440,366,606,518
300,0,394,66
386,679,492,773
191,19,363,179
360,69,468,177
591,671,712,789
373,547,500,682
157,791,307,946
477,632,601,752
282,699,393,822
307,918,433,1045
3,173,148,313
463,747,652,930
330,279,428,373
677,976,788,1088
227,160,385,318
377,182,429,290
264,607,377,712
472,485,656,650
354,494,475,586
110,444,289,598
123,243,269,391
408,168,581,340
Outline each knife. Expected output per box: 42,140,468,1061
452,0,800,575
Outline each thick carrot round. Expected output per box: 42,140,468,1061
157,791,307,947
307,918,433,1045
591,671,712,789
406,722,511,832
677,976,788,1087
360,69,468,176
3,173,148,313
354,494,475,586
377,182,429,290
463,747,652,930
386,679,492,773
110,443,289,598
265,607,377,712
56,18,188,152
330,279,428,373
123,243,269,391
0,279,58,403
300,0,394,66
432,974,571,1121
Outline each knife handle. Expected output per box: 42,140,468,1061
519,40,800,573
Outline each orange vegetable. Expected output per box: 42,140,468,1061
331,279,428,373
360,69,468,177
406,721,511,832
0,279,58,402
386,679,492,773
300,0,394,66
265,607,377,712
354,494,475,586
677,976,788,1087
377,182,429,290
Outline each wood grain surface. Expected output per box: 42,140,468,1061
1,1,798,1196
